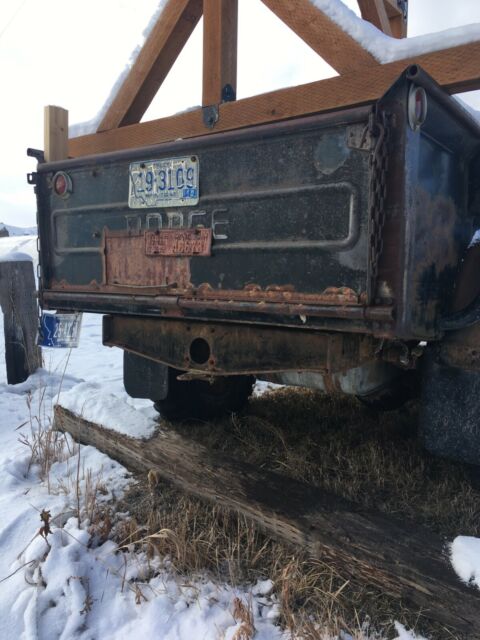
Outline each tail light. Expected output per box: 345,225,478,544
408,85,428,132
52,171,72,197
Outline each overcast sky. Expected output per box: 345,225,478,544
0,0,479,227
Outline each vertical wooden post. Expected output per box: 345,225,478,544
0,259,42,384
202,0,238,106
358,0,407,38
44,106,68,162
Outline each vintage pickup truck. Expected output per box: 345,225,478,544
30,66,480,464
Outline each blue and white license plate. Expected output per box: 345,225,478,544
128,156,199,208
38,313,83,348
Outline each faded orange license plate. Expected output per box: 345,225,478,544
145,229,212,257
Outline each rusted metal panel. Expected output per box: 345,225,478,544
104,230,192,288
102,315,378,375
193,284,361,305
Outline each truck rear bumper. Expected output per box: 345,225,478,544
102,315,379,376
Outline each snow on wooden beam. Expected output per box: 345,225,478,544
97,0,203,132
69,40,480,158
260,0,378,73
202,0,238,106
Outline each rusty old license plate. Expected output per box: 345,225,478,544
145,229,212,257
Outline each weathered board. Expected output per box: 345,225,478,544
54,404,480,636
0,260,42,384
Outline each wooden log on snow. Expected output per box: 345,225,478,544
0,259,42,384
54,404,480,636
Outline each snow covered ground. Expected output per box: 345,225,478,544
0,236,287,639
0,223,37,237
0,234,477,639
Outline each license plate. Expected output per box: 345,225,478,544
38,312,83,348
145,229,212,256
129,156,199,208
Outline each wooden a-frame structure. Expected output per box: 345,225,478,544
53,0,480,159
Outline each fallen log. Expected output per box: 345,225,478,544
54,404,480,636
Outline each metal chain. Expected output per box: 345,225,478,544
367,109,389,304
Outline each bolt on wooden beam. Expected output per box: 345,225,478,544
202,0,238,106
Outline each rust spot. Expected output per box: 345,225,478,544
194,284,361,306
50,279,102,291
104,230,192,288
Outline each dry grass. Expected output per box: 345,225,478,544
113,386,480,639
173,388,480,539
18,394,113,541
18,393,74,493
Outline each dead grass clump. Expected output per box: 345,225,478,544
116,476,450,639
173,387,480,539
232,596,255,639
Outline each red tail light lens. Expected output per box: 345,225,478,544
52,171,72,197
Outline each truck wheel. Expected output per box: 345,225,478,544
154,368,255,421
420,345,480,465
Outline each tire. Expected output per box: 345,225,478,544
154,368,255,421
420,347,480,465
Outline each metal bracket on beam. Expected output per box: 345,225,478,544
221,84,236,103
203,105,219,129
398,0,408,21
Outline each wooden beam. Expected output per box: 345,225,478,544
260,0,378,74
357,0,392,36
55,405,480,637
383,0,408,38
383,0,404,18
69,41,480,158
202,0,238,106
97,0,203,131
44,106,68,162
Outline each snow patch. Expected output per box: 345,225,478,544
450,535,480,588
469,229,480,248
0,234,38,265
0,250,32,263
393,622,428,640
0,223,37,237
58,381,158,439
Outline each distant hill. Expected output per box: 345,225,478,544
0,223,37,237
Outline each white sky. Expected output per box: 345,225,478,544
0,0,479,227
